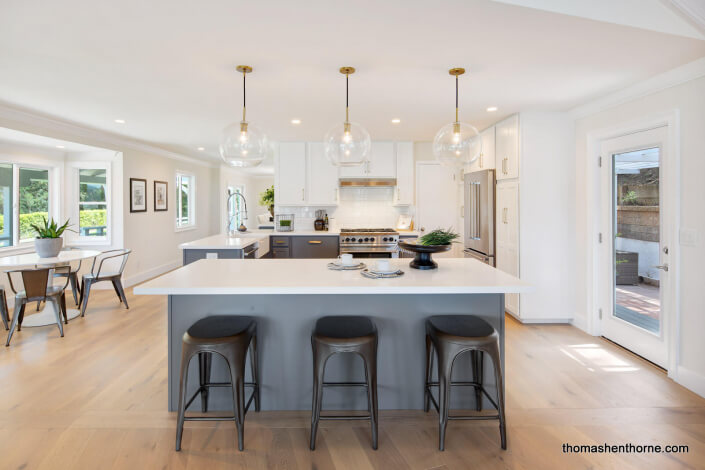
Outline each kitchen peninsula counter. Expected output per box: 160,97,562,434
135,258,530,411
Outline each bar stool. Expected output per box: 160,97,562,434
310,316,378,450
175,315,259,452
424,315,506,451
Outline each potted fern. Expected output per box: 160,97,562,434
31,217,73,258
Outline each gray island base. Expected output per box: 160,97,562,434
134,258,530,412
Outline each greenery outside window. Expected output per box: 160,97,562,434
176,172,195,230
0,163,53,248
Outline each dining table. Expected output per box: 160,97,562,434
0,249,101,327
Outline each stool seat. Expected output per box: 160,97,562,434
187,315,255,339
427,315,494,339
314,315,375,339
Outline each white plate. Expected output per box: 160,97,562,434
331,261,362,268
368,268,399,275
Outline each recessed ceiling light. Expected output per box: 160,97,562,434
291,119,301,125
197,147,205,151
114,119,125,124
391,119,401,124
486,106,498,112
55,145,65,149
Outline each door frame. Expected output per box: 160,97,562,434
585,110,681,377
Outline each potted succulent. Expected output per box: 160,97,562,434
399,228,460,270
259,185,275,219
31,217,73,258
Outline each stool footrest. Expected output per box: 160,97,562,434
319,414,371,421
322,381,368,388
425,383,500,416
184,416,235,421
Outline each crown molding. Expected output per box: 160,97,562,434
0,101,218,168
569,57,705,119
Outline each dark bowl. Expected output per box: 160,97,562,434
398,241,452,254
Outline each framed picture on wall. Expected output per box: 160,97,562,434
154,180,168,211
130,178,147,213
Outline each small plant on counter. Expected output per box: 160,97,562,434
418,228,460,246
31,217,74,238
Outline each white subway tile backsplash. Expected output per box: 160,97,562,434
278,187,412,229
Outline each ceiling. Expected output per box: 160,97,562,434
0,126,112,153
0,0,703,163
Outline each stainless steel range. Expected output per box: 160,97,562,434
339,228,399,258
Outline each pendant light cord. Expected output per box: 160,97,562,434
455,75,459,123
242,70,247,122
345,73,349,122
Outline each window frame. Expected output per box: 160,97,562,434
0,158,59,252
66,161,112,246
175,171,196,232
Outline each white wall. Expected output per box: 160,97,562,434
574,75,705,395
122,151,219,285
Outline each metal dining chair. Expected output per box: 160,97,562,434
79,249,131,317
5,266,71,346
0,287,9,331
53,247,83,306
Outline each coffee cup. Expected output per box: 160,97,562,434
338,253,355,266
375,259,391,272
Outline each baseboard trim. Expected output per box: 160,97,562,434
571,314,589,333
123,259,181,288
676,366,705,399
506,310,573,324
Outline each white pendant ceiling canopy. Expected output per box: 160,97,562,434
220,65,269,168
324,67,371,167
433,68,481,168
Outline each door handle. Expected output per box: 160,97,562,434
653,264,669,272
308,240,323,245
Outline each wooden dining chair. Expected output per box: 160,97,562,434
79,249,131,317
5,266,71,346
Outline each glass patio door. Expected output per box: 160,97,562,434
599,127,669,368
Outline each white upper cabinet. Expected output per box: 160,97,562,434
466,126,496,173
394,142,414,206
339,142,396,179
495,115,519,180
276,143,307,205
306,143,338,205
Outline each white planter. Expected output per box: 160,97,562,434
35,238,63,258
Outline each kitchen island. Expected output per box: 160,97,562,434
179,233,271,264
134,258,530,411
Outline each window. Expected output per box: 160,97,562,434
79,169,108,238
227,185,245,232
0,163,53,248
176,172,195,229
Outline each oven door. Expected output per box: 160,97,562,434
340,245,397,258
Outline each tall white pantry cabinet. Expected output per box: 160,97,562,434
488,112,575,323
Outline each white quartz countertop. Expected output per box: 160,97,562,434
179,234,269,250
134,258,531,296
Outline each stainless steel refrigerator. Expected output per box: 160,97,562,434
463,169,496,266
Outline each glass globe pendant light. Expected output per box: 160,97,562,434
220,65,269,168
433,67,481,167
324,67,371,167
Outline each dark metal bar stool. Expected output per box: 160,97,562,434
424,315,506,451
175,315,259,452
310,315,378,451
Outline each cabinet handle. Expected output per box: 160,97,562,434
480,153,483,168
503,208,508,224
308,240,322,244
396,187,400,201
334,188,338,202
275,240,286,244
301,188,305,201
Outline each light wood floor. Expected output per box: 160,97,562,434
1,289,704,470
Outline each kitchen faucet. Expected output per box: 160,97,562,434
226,189,248,234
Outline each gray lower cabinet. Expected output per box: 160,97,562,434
271,236,291,258
291,236,338,258
183,248,243,265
